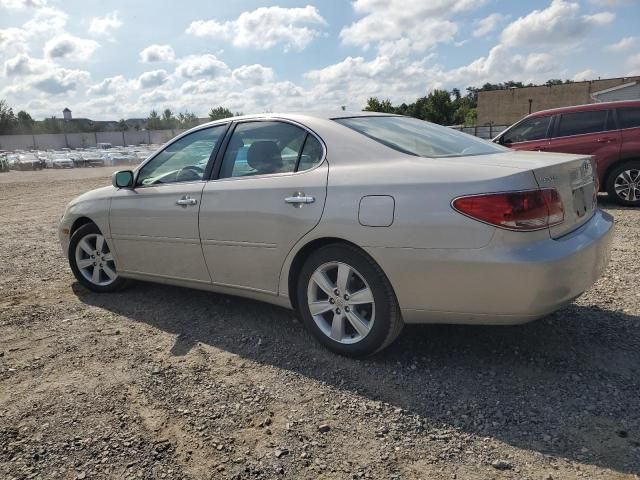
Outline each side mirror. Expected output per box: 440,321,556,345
112,170,134,188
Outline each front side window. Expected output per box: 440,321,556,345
556,110,607,137
219,121,320,178
502,116,551,144
137,125,225,186
617,107,640,130
336,116,506,157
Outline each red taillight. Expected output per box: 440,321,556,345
452,189,564,231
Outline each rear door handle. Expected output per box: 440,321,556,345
596,137,616,143
176,196,198,206
285,192,315,207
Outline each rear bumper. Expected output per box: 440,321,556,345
366,209,614,324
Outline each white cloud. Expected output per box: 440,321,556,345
605,36,637,52
340,0,485,52
186,6,326,52
86,75,129,96
0,28,31,57
31,68,90,94
473,13,506,38
88,11,122,39
232,64,274,85
572,69,597,81
175,54,230,79
137,69,170,89
501,0,614,47
44,33,99,61
139,44,175,63
22,6,67,34
0,0,47,8
4,53,49,76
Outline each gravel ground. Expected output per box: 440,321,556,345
0,167,639,480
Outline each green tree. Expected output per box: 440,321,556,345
162,108,175,128
208,106,234,121
146,110,162,130
0,99,16,134
16,110,34,133
116,119,128,131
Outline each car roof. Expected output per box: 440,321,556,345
528,99,640,118
200,110,398,127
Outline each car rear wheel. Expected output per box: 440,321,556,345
297,243,403,357
607,160,640,206
69,223,127,293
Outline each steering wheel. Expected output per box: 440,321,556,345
176,165,204,181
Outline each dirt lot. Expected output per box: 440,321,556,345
0,167,639,480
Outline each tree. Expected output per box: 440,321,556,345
116,119,128,131
208,106,233,121
177,111,200,128
0,99,16,134
146,110,162,130
364,97,395,113
162,108,175,128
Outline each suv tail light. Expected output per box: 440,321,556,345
452,189,564,231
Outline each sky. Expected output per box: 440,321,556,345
0,0,639,120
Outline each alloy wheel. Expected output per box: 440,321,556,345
306,261,375,344
614,169,640,202
74,233,117,286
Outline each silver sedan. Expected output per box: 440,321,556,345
59,112,613,356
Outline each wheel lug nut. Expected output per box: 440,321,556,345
344,294,349,301
345,306,350,312
335,308,341,314
333,289,340,296
329,298,335,304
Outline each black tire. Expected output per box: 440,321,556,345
296,243,403,357
69,223,128,293
606,160,640,206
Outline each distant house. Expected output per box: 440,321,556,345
62,108,72,121
592,81,640,103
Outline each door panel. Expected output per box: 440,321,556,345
200,164,328,293
502,115,552,152
546,110,621,181
108,125,227,282
110,183,210,282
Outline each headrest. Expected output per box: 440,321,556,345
247,141,282,172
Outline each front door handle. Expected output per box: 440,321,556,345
596,137,617,143
176,196,198,206
285,192,315,207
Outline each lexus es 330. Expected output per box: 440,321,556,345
59,113,613,356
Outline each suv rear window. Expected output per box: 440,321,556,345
617,107,640,129
556,110,606,137
334,116,506,158
502,116,551,144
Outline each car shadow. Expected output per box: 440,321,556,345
73,280,640,475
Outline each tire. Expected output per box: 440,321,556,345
606,160,640,206
296,243,403,357
68,223,128,293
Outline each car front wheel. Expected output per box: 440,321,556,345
297,243,403,357
69,223,127,293
607,160,640,206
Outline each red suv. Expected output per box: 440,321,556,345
494,100,640,206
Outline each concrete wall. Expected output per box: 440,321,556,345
477,76,640,125
0,129,189,152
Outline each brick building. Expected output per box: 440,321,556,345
477,76,640,126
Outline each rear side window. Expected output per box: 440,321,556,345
502,116,551,144
617,107,640,129
556,110,606,137
219,121,323,179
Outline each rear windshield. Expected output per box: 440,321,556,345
335,116,507,158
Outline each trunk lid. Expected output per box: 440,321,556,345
445,150,598,238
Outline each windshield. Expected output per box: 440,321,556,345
335,116,507,158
